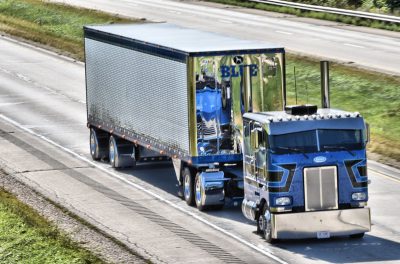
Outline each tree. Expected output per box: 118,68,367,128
386,0,400,12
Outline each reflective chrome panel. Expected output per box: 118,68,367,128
192,52,284,157
272,208,371,239
304,166,338,211
86,38,189,153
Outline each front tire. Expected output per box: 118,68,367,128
257,203,276,243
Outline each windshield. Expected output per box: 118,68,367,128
270,129,364,154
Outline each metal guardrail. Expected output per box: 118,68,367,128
249,0,400,24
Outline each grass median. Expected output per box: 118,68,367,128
0,0,137,60
0,0,399,162
0,188,104,263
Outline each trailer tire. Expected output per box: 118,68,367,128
90,128,108,160
183,167,195,206
109,136,136,168
258,203,277,243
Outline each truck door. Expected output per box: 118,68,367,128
244,121,266,201
252,124,267,194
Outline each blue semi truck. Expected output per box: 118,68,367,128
84,23,370,241
241,106,371,242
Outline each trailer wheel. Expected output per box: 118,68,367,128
90,128,108,160
109,136,118,168
258,203,276,243
109,136,136,168
195,172,207,211
183,167,195,206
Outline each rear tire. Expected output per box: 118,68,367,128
183,167,195,206
195,172,207,211
109,135,136,168
90,128,109,160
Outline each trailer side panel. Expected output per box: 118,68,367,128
85,38,190,154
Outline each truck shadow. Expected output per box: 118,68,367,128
122,161,182,197
273,234,400,263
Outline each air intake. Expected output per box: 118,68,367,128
285,104,317,116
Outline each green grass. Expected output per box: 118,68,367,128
0,189,104,264
203,0,400,32
0,0,137,60
285,54,400,160
0,0,398,161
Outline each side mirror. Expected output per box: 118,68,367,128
251,128,259,150
251,127,263,150
365,123,370,144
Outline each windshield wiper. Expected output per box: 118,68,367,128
322,145,355,156
274,146,309,159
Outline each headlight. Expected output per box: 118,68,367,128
352,192,367,201
275,196,291,206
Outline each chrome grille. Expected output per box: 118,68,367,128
304,166,338,211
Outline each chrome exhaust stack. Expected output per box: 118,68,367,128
320,61,330,108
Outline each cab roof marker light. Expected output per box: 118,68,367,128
312,115,317,120
295,116,300,121
354,112,360,117
345,113,351,117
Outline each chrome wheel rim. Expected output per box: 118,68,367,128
90,132,96,156
258,214,266,234
109,139,115,164
184,173,190,200
265,210,271,239
195,175,202,206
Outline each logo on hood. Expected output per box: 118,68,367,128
313,156,327,163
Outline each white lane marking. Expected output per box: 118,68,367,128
218,19,233,24
275,30,293,35
0,102,25,107
168,10,181,15
344,43,365,49
369,168,400,184
0,114,287,264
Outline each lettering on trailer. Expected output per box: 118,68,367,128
220,64,258,78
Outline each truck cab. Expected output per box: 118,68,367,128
241,105,371,242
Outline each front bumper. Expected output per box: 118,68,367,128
272,207,371,239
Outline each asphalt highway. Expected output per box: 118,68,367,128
0,34,400,263
50,0,400,76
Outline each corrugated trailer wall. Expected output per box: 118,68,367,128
85,38,190,155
